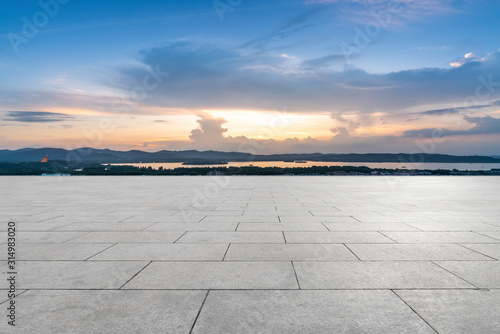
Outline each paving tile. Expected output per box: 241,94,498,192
380,231,499,243
406,222,500,231
13,222,73,231
0,290,206,334
460,243,500,260
43,216,130,223
237,223,328,231
284,232,393,244
324,222,419,231
123,262,298,289
279,216,359,223
67,231,185,243
192,290,435,334
294,261,473,289
435,261,500,288
474,230,500,240
144,222,238,231
0,261,147,289
177,232,285,243
89,243,227,261
13,231,86,243
347,244,494,261
396,290,500,334
224,244,358,261
200,216,243,223
123,215,206,223
54,222,154,231
17,243,113,260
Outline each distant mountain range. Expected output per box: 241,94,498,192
1,147,500,164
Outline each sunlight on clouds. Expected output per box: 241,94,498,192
205,110,333,140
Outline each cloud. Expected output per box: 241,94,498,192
301,54,347,70
414,103,494,117
305,0,455,24
237,8,321,50
450,52,480,67
403,115,500,138
2,111,74,123
121,42,500,118
189,114,228,143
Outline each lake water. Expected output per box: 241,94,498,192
110,161,500,171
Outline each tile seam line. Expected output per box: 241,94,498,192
343,244,362,261
118,261,153,290
456,243,498,260
391,289,440,334
430,261,480,289
173,231,188,243
377,231,399,243
222,243,231,261
63,231,93,243
472,231,500,242
290,261,302,289
189,290,210,334
84,243,118,261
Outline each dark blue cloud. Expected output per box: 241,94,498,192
113,41,500,114
3,111,73,123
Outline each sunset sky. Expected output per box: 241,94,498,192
1,0,500,154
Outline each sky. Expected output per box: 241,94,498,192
0,0,500,155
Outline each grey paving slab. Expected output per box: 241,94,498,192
280,216,359,223
347,244,494,260
192,290,435,334
0,290,206,334
224,244,358,261
12,222,73,231
68,231,185,243
324,222,419,231
54,222,154,231
17,243,113,260
144,222,238,231
0,261,147,289
284,232,394,243
90,243,228,261
177,231,285,243
475,230,500,240
460,243,500,259
396,290,500,334
294,261,473,289
237,223,328,231
14,231,86,243
380,231,499,243
123,215,206,223
43,216,131,223
406,222,500,231
435,261,500,288
123,262,298,289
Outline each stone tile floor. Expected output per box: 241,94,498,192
1,176,499,333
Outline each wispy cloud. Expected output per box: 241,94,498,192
237,8,322,50
305,0,456,26
403,115,500,137
2,111,73,123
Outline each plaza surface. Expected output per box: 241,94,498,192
1,176,499,333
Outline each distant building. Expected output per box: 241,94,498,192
40,155,49,162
